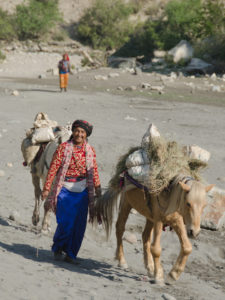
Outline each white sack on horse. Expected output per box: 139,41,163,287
127,164,150,183
141,123,160,149
33,112,58,128
183,144,211,163
21,137,40,165
31,127,55,145
125,149,149,168
125,123,160,184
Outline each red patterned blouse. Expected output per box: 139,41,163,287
43,142,101,192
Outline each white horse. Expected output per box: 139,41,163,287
30,128,70,233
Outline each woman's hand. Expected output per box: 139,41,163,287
41,190,49,201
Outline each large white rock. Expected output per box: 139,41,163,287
168,40,193,63
202,186,225,231
185,58,214,75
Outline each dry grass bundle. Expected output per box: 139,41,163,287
108,137,207,195
146,138,191,194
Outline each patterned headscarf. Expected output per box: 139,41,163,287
63,53,70,61
72,120,93,137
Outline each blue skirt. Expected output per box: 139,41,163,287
52,187,89,259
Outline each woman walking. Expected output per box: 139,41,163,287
58,53,71,92
42,120,101,262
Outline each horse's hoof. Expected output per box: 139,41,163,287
41,225,51,234
165,274,176,285
118,262,128,269
154,278,165,286
147,270,154,278
41,228,49,235
32,215,39,226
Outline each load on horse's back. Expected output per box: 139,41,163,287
94,124,214,284
21,112,72,232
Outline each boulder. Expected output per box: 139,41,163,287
201,186,225,231
184,58,214,75
11,90,19,96
107,56,136,69
168,40,193,63
153,50,166,58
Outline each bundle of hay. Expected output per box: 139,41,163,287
109,124,208,195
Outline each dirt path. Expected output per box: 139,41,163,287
0,73,225,300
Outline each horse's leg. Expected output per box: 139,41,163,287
41,200,52,233
31,173,41,226
115,195,132,269
142,219,154,277
167,217,192,283
151,221,164,283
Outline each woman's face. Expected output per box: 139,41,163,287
72,127,87,145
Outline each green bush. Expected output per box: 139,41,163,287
194,34,225,62
77,0,134,50
15,0,61,40
159,0,225,50
116,0,225,60
0,8,15,40
115,20,163,59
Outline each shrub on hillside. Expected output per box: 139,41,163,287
0,8,15,41
115,0,225,61
194,34,225,62
77,0,134,50
160,0,225,50
15,0,61,40
115,20,163,60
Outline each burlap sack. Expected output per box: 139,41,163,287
127,165,150,183
126,149,149,168
33,112,58,128
31,127,55,145
21,138,40,165
141,123,160,149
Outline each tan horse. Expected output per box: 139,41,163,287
95,174,214,284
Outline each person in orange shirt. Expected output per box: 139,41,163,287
58,53,71,92
42,120,101,262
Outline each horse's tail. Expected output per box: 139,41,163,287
95,146,140,238
95,186,122,239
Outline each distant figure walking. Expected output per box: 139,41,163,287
58,53,71,92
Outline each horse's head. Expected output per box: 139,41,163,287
179,181,214,239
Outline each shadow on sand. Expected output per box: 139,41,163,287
0,239,140,282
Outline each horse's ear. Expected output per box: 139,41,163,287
205,184,215,193
179,181,191,192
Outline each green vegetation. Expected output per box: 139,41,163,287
0,8,15,40
77,0,134,50
116,0,225,61
15,0,62,40
0,0,62,41
0,0,224,64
